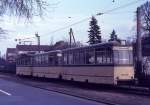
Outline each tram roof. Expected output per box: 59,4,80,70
20,42,131,57
33,50,62,56
62,41,129,51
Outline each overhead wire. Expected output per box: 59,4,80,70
41,0,144,38
17,0,144,40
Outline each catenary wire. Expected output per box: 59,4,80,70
16,0,144,40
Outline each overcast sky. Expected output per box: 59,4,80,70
0,0,148,55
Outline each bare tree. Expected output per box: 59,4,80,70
0,27,7,39
0,0,47,37
0,0,47,19
140,1,150,37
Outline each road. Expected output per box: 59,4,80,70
0,78,105,105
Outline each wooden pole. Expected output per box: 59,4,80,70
136,7,142,82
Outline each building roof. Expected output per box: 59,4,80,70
54,41,69,50
16,45,53,52
6,48,16,54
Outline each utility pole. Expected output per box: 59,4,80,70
35,32,40,53
69,28,76,48
35,32,40,46
136,7,142,82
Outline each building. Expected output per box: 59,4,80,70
6,48,17,63
6,45,53,63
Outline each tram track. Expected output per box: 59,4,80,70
0,72,150,97
0,73,150,105
0,73,119,105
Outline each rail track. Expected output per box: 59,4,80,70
2,72,150,97
0,72,150,105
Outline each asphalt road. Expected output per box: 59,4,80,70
0,78,106,105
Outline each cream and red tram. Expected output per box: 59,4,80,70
16,42,134,85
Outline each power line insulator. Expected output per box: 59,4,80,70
96,13,103,16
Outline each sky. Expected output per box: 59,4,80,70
0,0,148,55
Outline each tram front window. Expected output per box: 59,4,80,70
114,50,133,65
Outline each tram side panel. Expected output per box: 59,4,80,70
32,66,63,79
62,66,115,85
16,66,32,76
31,66,115,85
30,66,134,85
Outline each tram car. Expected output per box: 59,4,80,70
16,42,134,85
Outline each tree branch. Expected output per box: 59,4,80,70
0,0,48,19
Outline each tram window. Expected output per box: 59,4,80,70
24,58,27,65
22,59,25,65
73,52,76,64
39,56,42,64
29,58,32,65
48,54,58,66
63,53,68,65
114,50,133,65
20,59,22,65
104,52,111,64
35,56,40,65
34,57,36,65
38,56,41,64
31,57,34,65
108,51,113,63
49,55,54,65
26,58,29,65
114,51,119,64
41,55,45,64
79,51,85,64
103,52,107,63
24,58,28,65
96,51,103,64
36,56,39,64
17,59,19,65
68,53,73,64
86,50,95,64
18,60,20,65
45,55,49,64
22,59,24,65
73,52,79,64
106,52,112,63
73,51,85,65
27,58,30,65
119,50,129,64
37,56,40,64
21,59,23,65
54,55,58,65
40,55,43,64
129,51,133,64
20,59,23,65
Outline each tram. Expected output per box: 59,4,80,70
16,42,134,85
